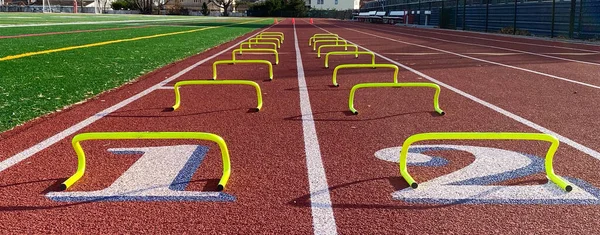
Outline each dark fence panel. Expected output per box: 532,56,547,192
359,0,600,39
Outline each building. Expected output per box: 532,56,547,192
307,0,359,10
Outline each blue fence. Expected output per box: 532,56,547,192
361,0,600,39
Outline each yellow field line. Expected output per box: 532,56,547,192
0,19,264,62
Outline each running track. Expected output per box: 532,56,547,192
0,19,599,233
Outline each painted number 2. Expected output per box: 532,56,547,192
375,145,600,205
46,145,234,202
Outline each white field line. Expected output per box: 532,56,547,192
0,24,276,173
0,18,229,28
293,22,338,235
348,23,600,66
337,24,600,90
308,21,600,162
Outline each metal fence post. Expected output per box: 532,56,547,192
485,0,489,32
569,0,576,38
513,0,518,34
578,0,584,37
551,0,556,37
463,0,467,30
455,0,459,29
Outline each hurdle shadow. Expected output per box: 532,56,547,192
287,176,466,210
102,107,251,118
0,178,223,212
284,110,440,122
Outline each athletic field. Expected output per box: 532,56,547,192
1,13,600,233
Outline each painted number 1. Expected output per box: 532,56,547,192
46,145,234,202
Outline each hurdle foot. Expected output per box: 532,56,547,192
217,184,224,192
164,107,175,112
566,185,573,192
411,182,418,189
59,183,67,191
440,111,446,116
352,111,358,115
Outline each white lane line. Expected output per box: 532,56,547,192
393,25,600,53
293,23,338,235
544,52,600,56
310,23,600,162
348,23,600,66
338,25,600,90
0,25,275,173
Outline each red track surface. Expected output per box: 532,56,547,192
1,19,600,233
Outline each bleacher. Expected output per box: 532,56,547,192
383,11,405,24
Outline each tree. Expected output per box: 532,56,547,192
132,0,152,13
201,1,210,16
282,0,305,17
210,0,233,16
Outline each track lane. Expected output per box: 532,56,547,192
297,19,600,234
0,20,316,233
308,20,600,157
353,21,600,54
333,21,600,88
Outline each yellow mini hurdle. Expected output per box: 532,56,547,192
348,82,445,115
258,33,284,43
318,44,359,58
232,48,279,65
171,80,263,111
213,59,274,80
332,64,398,87
248,37,280,48
325,51,376,68
260,32,284,39
309,33,339,45
398,132,573,192
309,36,340,46
60,132,232,191
239,42,277,50
312,39,349,51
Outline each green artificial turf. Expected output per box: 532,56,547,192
0,18,271,132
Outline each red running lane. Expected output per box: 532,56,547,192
311,19,600,154
296,19,600,234
0,25,152,39
0,20,316,233
350,21,600,54
333,21,600,86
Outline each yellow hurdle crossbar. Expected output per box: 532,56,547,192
309,36,340,46
398,132,573,192
325,51,376,68
239,41,277,50
313,39,349,51
171,80,263,111
332,63,398,87
348,83,445,115
310,34,339,45
248,37,280,48
213,59,273,80
232,48,279,65
318,44,358,58
258,33,284,43
60,132,232,191
260,32,284,37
